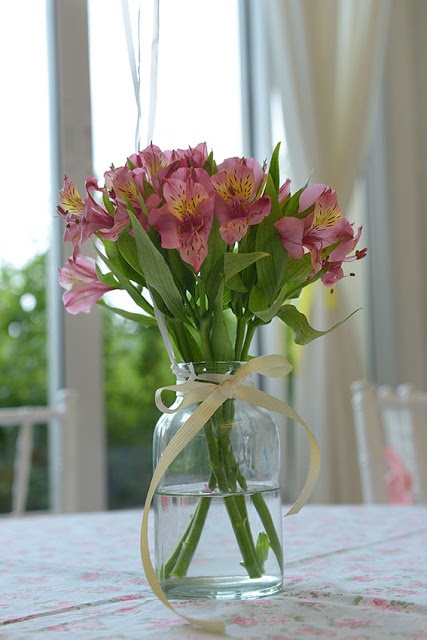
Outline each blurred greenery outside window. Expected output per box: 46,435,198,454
0,253,172,512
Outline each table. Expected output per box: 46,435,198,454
1,505,426,639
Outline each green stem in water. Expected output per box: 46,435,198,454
165,471,216,578
203,414,262,579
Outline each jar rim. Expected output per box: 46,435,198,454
172,361,249,380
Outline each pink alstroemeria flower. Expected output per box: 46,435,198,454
321,224,367,285
103,165,150,236
148,167,215,272
59,255,116,315
57,176,85,248
58,176,117,256
166,142,209,169
211,157,271,244
276,187,367,285
129,143,170,183
275,190,344,270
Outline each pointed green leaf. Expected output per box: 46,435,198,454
282,184,308,218
117,232,144,276
94,265,118,288
97,299,157,326
103,236,145,286
200,217,227,281
248,285,269,313
128,211,187,321
96,247,154,315
255,175,287,303
268,142,281,192
166,318,203,362
224,251,269,283
226,273,247,293
277,304,361,345
251,287,288,323
210,280,234,360
102,193,116,216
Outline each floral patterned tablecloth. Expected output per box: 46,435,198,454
1,505,426,639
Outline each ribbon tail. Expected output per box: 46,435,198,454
140,388,228,634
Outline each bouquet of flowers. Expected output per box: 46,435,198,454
58,141,365,607
58,141,365,353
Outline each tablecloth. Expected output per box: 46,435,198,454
1,505,426,639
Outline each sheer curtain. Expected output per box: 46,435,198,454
367,0,427,392
266,0,391,502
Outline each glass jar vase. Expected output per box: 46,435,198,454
153,362,283,600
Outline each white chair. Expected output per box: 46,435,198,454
351,380,427,504
0,389,78,515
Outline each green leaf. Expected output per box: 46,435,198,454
224,252,269,284
210,281,234,360
96,247,154,315
255,175,287,303
206,257,226,306
97,299,157,326
128,211,188,321
200,217,227,281
268,142,281,192
226,273,248,293
117,233,143,275
282,254,313,287
102,193,116,216
103,236,145,286
166,249,196,297
282,185,308,218
166,318,203,362
277,304,361,345
94,265,118,288
251,287,288,323
248,285,269,313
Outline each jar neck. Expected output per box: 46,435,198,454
173,361,247,383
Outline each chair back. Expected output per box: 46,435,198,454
0,389,78,515
351,380,427,504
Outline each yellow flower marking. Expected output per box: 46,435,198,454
60,184,84,213
227,168,253,202
312,204,341,229
117,180,139,202
168,185,204,220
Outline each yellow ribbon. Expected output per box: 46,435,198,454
140,354,320,634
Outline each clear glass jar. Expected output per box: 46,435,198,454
153,362,283,600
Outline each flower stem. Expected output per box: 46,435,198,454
165,472,216,578
234,317,246,361
203,415,262,579
241,320,258,360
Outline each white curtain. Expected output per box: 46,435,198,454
367,0,427,392
266,0,391,502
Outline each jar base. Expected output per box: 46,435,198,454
163,574,283,600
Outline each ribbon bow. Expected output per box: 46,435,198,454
140,354,320,634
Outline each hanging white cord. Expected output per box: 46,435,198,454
121,0,159,148
121,0,142,151
147,0,159,144
121,0,177,369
